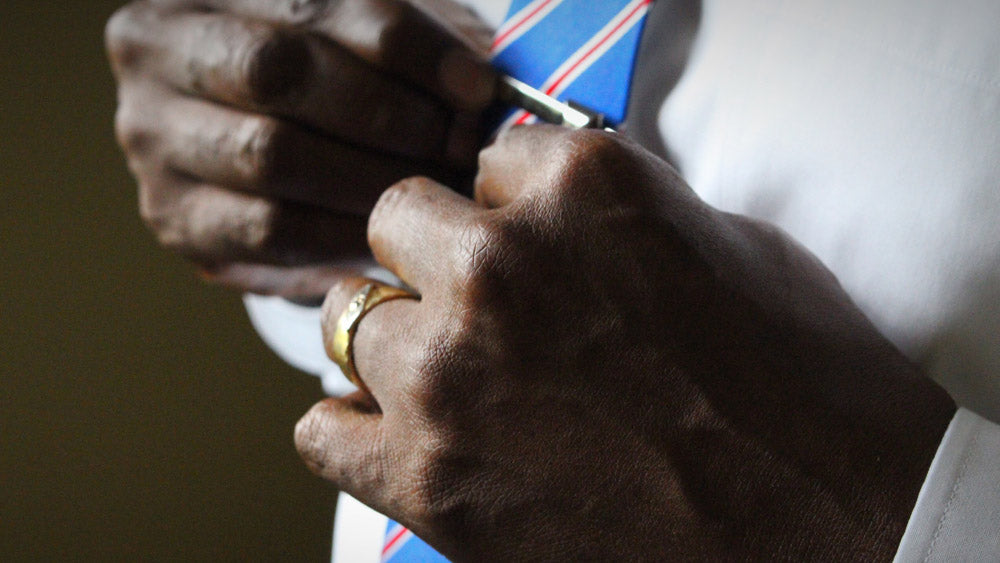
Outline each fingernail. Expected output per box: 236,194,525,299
440,50,497,110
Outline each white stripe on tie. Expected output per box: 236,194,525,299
490,0,566,55
503,0,652,128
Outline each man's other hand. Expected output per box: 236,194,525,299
106,0,497,297
298,125,956,560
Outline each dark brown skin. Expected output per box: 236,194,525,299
108,2,956,560
106,0,498,296
297,125,955,560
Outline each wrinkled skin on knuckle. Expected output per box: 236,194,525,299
367,176,424,243
242,29,313,106
143,185,280,264
366,186,399,245
137,181,171,236
411,218,556,421
284,0,336,26
292,400,381,487
233,200,281,257
404,329,473,416
235,118,288,187
114,104,157,161
396,343,630,558
371,0,424,61
453,217,526,311
550,129,644,204
537,130,689,236
139,197,192,256
294,405,329,473
105,3,152,75
527,131,707,293
389,421,487,542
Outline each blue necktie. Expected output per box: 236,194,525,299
381,1,651,560
492,0,653,128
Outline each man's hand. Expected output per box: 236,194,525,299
296,125,956,560
106,0,497,297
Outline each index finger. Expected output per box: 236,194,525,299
153,0,498,111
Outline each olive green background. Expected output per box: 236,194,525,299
1,2,337,560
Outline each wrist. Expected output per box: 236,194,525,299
756,362,955,558
660,350,956,558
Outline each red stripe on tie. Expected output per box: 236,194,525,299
491,0,557,52
544,0,651,96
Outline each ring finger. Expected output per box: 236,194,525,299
321,276,422,408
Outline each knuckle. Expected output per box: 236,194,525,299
227,197,279,256
283,0,333,25
475,138,502,172
565,127,625,158
458,220,498,280
114,105,154,157
407,339,456,405
105,3,151,72
293,406,326,464
367,176,426,240
369,181,406,228
235,118,287,185
138,199,199,261
138,181,279,261
137,182,181,249
374,1,421,54
104,6,131,57
403,443,475,532
460,218,515,280
453,217,523,305
559,129,626,178
543,129,638,206
242,30,312,106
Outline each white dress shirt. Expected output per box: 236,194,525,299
245,0,1000,559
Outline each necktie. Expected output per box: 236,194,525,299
492,0,653,128
380,1,652,560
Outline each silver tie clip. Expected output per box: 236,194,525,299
496,75,610,130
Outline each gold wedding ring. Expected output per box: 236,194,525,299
331,282,417,392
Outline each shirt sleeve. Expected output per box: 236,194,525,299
894,408,1000,562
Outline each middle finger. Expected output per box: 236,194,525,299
155,93,460,215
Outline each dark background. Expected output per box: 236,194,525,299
1,2,337,560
